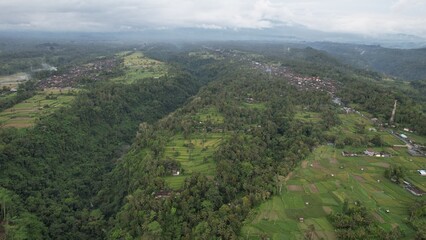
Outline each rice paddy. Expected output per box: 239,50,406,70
242,113,425,239
0,88,76,128
163,132,226,190
111,51,167,83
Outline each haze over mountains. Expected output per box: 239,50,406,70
1,24,425,49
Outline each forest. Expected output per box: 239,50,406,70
0,41,425,239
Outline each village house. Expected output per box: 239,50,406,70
402,181,425,196
418,170,426,176
364,149,375,156
363,149,391,157
172,169,180,176
342,107,355,114
342,151,357,157
154,190,172,199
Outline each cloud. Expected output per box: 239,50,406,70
0,0,425,37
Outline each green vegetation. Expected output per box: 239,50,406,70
311,42,426,81
104,54,332,239
1,41,425,239
294,111,322,123
0,88,76,127
163,133,224,189
0,72,29,88
0,48,223,239
242,112,425,239
188,51,224,60
111,51,167,83
193,107,224,124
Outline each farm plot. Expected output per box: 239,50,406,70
163,132,226,189
0,88,76,128
192,107,224,125
0,72,29,88
112,51,167,83
242,113,425,239
294,111,322,123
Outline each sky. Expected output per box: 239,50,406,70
0,0,425,37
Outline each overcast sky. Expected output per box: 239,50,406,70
0,0,425,37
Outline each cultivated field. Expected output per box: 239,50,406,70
294,111,321,123
242,113,425,239
112,51,167,83
188,51,224,60
163,132,226,190
0,72,29,88
0,88,76,128
192,107,224,125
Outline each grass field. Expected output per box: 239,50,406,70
242,102,267,110
0,72,29,88
404,131,426,145
242,113,425,239
0,88,76,128
0,92,17,102
192,107,224,125
188,51,224,60
294,111,322,123
111,51,167,83
163,132,226,190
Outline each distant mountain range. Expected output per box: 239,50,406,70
1,25,425,49
1,25,425,80
308,42,426,81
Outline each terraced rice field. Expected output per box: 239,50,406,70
163,133,226,189
0,88,76,128
242,113,425,239
112,51,167,83
0,72,29,88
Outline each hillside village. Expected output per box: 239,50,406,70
38,57,119,88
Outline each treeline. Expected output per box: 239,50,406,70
0,54,223,239
330,201,403,240
339,79,426,135
310,42,426,81
0,40,127,75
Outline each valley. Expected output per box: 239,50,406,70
0,41,425,240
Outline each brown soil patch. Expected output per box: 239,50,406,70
284,172,293,182
329,158,338,164
353,175,365,183
312,161,321,169
323,206,332,214
287,185,303,191
301,160,308,168
375,162,390,168
372,212,385,223
5,122,33,128
335,180,341,188
309,183,319,193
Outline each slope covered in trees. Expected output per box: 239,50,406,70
0,48,227,239
101,62,332,239
311,42,426,81
0,42,425,239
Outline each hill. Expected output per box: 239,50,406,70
311,42,426,81
0,41,425,239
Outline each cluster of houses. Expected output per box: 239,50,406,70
205,48,338,95
341,149,391,157
249,60,338,95
38,58,119,88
